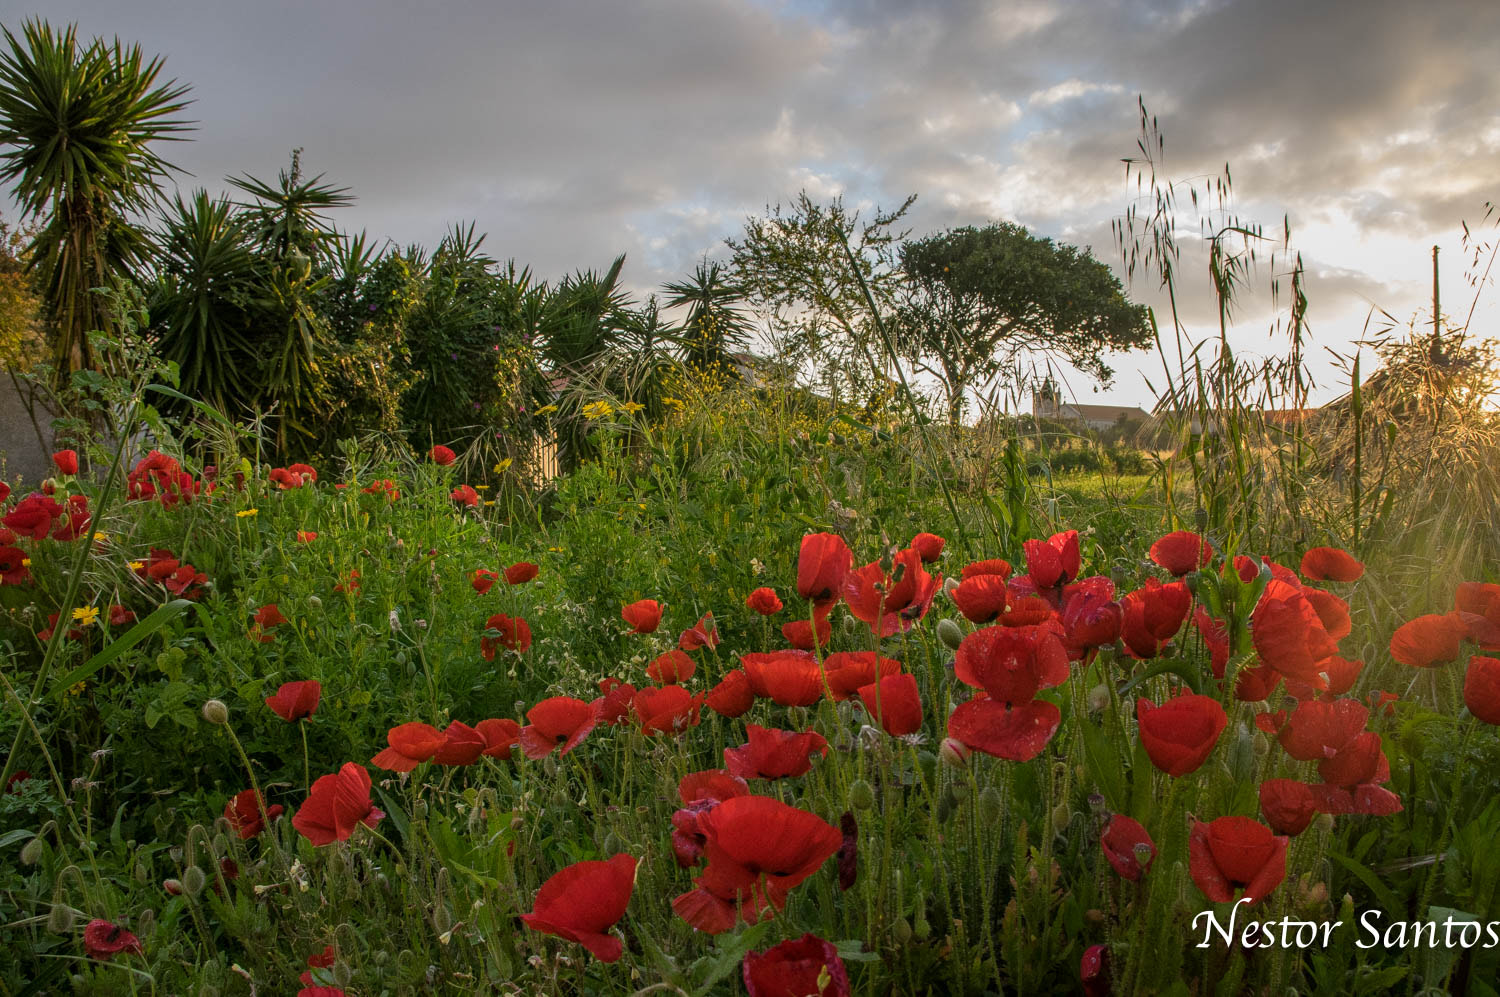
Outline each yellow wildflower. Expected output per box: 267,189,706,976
236,508,258,518
21,558,31,568
582,400,613,419
127,560,144,572
620,401,644,414
535,404,558,416
494,458,514,473
92,532,109,544
72,606,100,627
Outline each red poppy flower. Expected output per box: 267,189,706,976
857,673,923,736
82,919,142,960
223,788,284,839
593,677,638,726
782,612,833,650
471,568,499,594
1022,530,1081,590
108,604,135,626
519,696,597,759
911,532,946,562
1150,530,1212,575
743,652,824,706
4,770,29,794
947,697,1062,761
50,494,91,541
269,467,303,489
1317,730,1386,788
680,769,751,805
952,573,1008,623
371,722,447,772
1061,577,1122,658
450,484,479,507
725,725,829,780
1187,816,1288,905
1300,547,1364,582
823,651,902,701
266,679,321,722
333,568,361,594
4,493,62,539
674,796,841,932
1136,694,1227,777
521,854,637,962
292,763,384,846
746,586,783,615
1275,698,1368,762
647,649,696,684
1120,579,1191,659
430,445,457,465
1100,814,1156,880
842,548,941,636
743,933,851,997
1081,944,1111,997
633,685,704,734
52,449,78,475
622,598,662,634
255,604,287,628
1252,580,1339,688
432,721,488,765
1390,612,1469,667
797,532,852,606
0,481,8,503
1465,655,1500,724
504,561,539,585
1307,780,1403,817
679,611,720,651
297,530,318,543
0,546,29,585
1258,778,1318,835
707,669,755,718
481,613,532,658
360,478,400,501
961,558,1012,580
954,624,1069,703
1302,588,1352,641
307,945,336,969
477,718,522,757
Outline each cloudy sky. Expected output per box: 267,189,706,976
7,0,1499,410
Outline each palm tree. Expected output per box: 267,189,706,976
0,20,191,377
661,257,752,377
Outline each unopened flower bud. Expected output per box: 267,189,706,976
937,618,964,651
201,699,229,725
978,785,1003,825
942,576,961,598
20,837,44,866
1051,802,1071,834
892,917,913,944
47,902,74,934
1087,683,1110,713
849,779,876,812
182,865,207,896
938,737,970,769
306,595,322,611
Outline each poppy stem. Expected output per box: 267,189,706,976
300,721,311,793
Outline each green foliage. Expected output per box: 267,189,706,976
897,222,1152,425
0,19,191,378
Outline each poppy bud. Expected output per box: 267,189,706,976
942,576,961,597
46,902,74,934
938,736,970,768
841,613,856,637
893,917,913,943
1315,813,1335,833
333,960,353,987
133,863,148,884
978,785,1003,824
1051,802,1072,834
914,914,931,938
20,837,43,865
182,865,206,896
201,699,229,724
849,779,876,811
1087,683,1110,712
937,618,965,650
306,595,322,611
163,878,183,895
936,789,958,822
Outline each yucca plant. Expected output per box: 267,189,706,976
0,19,192,379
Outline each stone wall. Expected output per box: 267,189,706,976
0,372,58,488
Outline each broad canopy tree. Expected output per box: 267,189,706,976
896,222,1152,426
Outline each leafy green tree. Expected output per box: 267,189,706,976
896,222,1151,426
727,191,916,403
0,20,191,378
661,257,750,377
